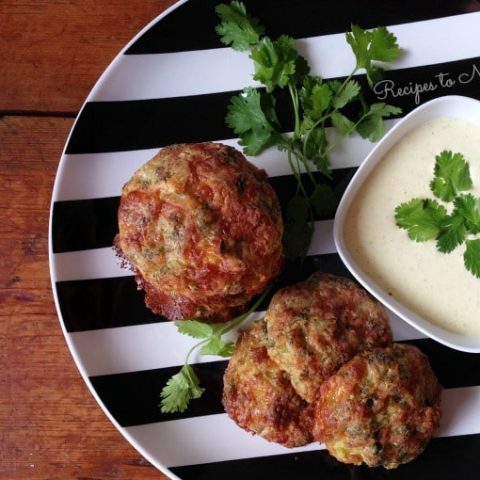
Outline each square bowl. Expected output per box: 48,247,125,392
334,95,480,353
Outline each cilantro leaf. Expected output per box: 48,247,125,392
175,320,214,339
200,335,235,357
454,193,480,234
310,184,338,217
331,111,355,136
369,26,402,62
394,149,480,279
430,150,473,202
346,24,401,86
300,77,332,121
395,198,447,241
216,2,402,261
283,195,314,259
226,87,280,155
464,239,480,278
160,283,274,414
302,127,330,175
332,79,361,109
356,102,402,142
250,35,308,92
160,364,205,413
215,1,265,51
436,213,466,253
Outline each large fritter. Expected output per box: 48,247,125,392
223,319,313,447
312,343,442,469
115,143,283,322
265,272,392,402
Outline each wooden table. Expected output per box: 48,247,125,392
1,2,176,478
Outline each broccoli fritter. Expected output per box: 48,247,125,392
312,343,442,469
265,272,392,402
223,319,313,447
115,142,283,322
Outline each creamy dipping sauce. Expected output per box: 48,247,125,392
344,117,480,337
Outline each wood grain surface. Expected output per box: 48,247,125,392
0,2,176,479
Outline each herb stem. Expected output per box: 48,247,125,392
286,146,304,195
324,108,372,156
288,82,301,137
218,283,273,336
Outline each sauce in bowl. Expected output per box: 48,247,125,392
343,116,480,337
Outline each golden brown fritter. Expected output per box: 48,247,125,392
312,343,442,469
265,272,392,402
115,143,283,322
222,320,313,447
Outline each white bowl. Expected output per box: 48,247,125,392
334,95,480,353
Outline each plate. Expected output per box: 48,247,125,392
334,95,480,353
49,1,480,479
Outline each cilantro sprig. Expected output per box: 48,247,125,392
216,1,402,259
160,286,272,413
395,150,480,278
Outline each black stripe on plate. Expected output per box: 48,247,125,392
170,433,480,480
65,57,480,155
126,0,479,55
51,168,355,254
56,275,164,331
51,196,120,253
90,337,480,427
57,253,351,332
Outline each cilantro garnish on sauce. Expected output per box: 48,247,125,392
395,150,480,278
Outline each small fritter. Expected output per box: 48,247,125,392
312,343,442,469
265,272,392,402
115,142,283,322
223,320,313,447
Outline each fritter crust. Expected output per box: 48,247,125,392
312,343,442,469
115,143,283,322
265,272,392,402
222,320,313,447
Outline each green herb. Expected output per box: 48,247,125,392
465,239,480,278
430,150,473,201
395,150,480,278
394,198,447,242
160,286,272,413
216,1,264,51
216,1,402,259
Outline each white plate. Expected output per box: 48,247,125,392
48,1,480,478
334,95,480,353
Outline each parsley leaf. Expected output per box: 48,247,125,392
464,239,480,278
215,1,265,51
430,150,473,201
160,364,205,413
395,198,447,241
